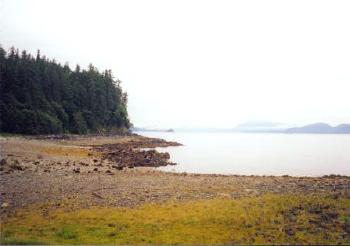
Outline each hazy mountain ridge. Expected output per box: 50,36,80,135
233,121,292,133
134,122,350,134
232,122,350,134
132,127,174,132
286,123,350,134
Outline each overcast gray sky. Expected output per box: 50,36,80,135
1,0,350,128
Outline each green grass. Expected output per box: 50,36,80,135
55,226,79,240
1,194,350,245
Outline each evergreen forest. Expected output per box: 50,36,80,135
0,46,131,134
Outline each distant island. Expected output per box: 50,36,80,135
133,127,175,133
233,121,291,133
145,122,350,134
232,121,350,134
286,123,350,134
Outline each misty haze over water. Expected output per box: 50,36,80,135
139,131,350,176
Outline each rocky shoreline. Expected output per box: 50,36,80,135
1,135,350,219
93,138,181,170
0,135,181,176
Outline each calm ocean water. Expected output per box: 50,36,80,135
138,131,350,176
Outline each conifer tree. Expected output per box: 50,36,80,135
0,46,131,134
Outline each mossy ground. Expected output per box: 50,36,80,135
1,194,349,245
38,145,92,158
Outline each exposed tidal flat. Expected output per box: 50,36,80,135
0,134,350,244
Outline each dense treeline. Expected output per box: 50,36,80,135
0,46,131,134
